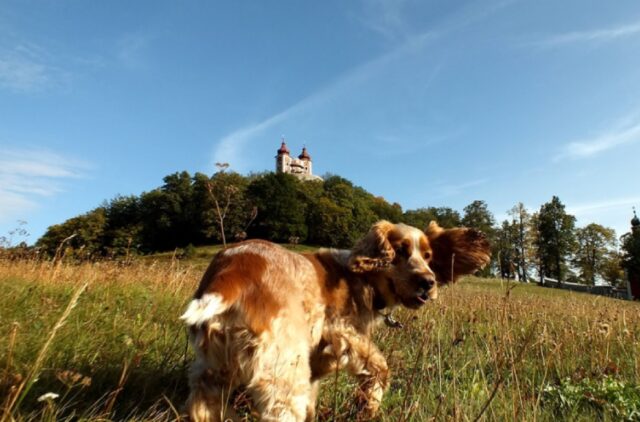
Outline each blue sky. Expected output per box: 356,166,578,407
1,0,640,245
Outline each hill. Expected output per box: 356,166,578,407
33,170,464,258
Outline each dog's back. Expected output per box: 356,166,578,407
181,240,324,421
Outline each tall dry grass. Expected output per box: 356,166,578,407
1,256,639,421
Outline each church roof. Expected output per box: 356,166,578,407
277,141,290,155
298,147,311,161
632,209,640,228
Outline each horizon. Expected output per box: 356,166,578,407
2,0,640,244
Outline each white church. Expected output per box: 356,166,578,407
275,140,323,181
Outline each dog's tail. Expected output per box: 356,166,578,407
180,293,231,327
180,252,246,327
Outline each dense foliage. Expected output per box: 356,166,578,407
622,223,640,278
29,170,637,285
36,171,416,256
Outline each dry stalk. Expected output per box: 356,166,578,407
399,328,431,422
2,282,88,421
3,322,19,376
51,233,77,280
102,358,131,416
472,321,538,422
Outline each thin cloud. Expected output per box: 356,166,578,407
367,126,461,158
0,38,71,93
116,32,155,69
567,197,640,217
0,47,51,92
435,178,489,197
0,148,89,222
211,0,514,172
533,20,640,47
556,113,640,160
567,197,640,237
357,0,412,41
211,30,438,172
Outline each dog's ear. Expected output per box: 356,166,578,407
426,221,491,283
349,220,396,273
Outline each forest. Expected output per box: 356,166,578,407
29,170,640,287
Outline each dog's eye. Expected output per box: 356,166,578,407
394,244,409,257
423,251,431,260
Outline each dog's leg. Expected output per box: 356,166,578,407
305,380,321,422
248,318,312,422
186,325,239,422
186,362,237,422
343,333,390,419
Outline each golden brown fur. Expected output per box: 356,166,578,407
181,221,490,421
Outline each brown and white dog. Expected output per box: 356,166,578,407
181,221,490,421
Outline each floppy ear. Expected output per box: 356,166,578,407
349,220,396,273
426,221,491,283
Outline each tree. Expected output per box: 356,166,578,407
621,215,640,282
462,200,496,276
508,203,532,282
37,208,107,259
573,223,616,285
369,197,403,222
137,171,200,252
307,197,353,247
601,251,625,287
201,163,253,248
247,173,308,242
534,196,576,283
402,207,461,230
103,195,142,257
462,200,495,233
495,220,517,279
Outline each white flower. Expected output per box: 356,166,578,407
37,392,59,402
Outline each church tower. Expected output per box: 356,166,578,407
297,147,312,176
275,139,292,174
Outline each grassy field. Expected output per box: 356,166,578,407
1,248,640,421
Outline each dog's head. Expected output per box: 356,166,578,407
349,220,491,309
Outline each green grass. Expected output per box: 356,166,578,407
141,243,320,269
1,257,639,421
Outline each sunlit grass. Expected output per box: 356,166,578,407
1,255,639,421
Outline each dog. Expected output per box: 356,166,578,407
181,220,490,421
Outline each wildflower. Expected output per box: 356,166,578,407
37,392,59,402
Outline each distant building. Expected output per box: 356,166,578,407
275,140,322,181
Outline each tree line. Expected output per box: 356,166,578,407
33,170,639,286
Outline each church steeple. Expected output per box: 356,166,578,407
277,138,290,156
298,146,311,161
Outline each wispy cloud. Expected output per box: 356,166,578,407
0,41,66,92
567,197,640,217
567,197,640,236
211,30,438,172
116,32,155,69
211,0,513,172
0,148,90,221
367,126,462,158
357,0,412,41
533,20,640,47
434,178,489,197
556,112,640,160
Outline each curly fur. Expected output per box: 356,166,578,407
426,221,492,283
181,221,491,421
348,220,396,272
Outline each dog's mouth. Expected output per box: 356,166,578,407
404,290,431,309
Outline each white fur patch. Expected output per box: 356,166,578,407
180,293,227,326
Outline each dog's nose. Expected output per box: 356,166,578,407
420,276,435,290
